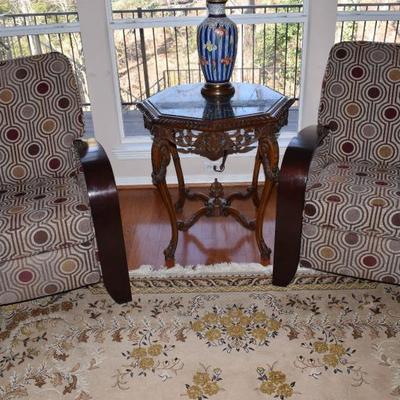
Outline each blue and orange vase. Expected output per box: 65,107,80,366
197,0,237,99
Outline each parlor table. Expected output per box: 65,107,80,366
137,82,294,267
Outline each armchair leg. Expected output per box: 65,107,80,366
91,183,131,303
100,241,132,304
93,192,132,304
272,172,303,286
272,212,301,287
76,139,132,303
272,225,300,286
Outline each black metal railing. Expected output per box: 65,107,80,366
337,2,400,43
113,4,303,109
0,11,78,27
112,3,303,20
1,3,399,111
0,5,303,109
338,2,400,12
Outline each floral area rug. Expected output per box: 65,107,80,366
1,264,399,400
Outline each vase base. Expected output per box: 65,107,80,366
201,82,235,100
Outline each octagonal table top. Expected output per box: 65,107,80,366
141,82,290,121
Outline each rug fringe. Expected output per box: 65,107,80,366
128,262,320,279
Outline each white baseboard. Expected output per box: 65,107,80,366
116,172,260,186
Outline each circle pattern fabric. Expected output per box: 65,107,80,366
0,174,101,304
0,53,102,304
301,42,400,285
300,222,400,284
0,176,95,262
0,52,84,185
318,42,400,167
302,160,400,283
304,161,400,239
0,239,101,305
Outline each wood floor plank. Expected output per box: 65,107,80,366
118,185,277,270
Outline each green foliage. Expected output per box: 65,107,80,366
0,0,15,13
253,22,301,96
0,0,76,14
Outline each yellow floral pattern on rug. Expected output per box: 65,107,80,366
113,342,184,388
256,363,296,398
295,340,366,385
183,364,224,399
0,275,399,399
190,305,281,352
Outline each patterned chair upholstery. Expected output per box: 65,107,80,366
273,42,400,286
0,53,131,304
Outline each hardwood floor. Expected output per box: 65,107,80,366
119,185,277,270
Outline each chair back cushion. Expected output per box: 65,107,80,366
0,52,84,184
318,41,400,167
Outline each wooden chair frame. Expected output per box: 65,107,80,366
272,125,326,286
75,138,132,304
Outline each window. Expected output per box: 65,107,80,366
337,1,400,43
110,0,304,137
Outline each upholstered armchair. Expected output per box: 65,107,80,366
273,41,400,286
0,52,131,304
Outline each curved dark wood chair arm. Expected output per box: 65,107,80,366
272,125,327,286
74,138,132,303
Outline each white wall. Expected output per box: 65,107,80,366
299,0,338,129
77,0,124,161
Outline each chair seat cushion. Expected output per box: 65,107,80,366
300,223,400,285
0,239,101,305
304,161,400,239
0,175,94,262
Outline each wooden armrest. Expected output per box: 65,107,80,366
272,125,326,286
74,138,132,303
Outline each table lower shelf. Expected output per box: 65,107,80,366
176,179,258,232
157,175,274,268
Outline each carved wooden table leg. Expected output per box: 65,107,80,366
255,131,279,265
169,143,186,213
151,133,178,267
250,147,262,207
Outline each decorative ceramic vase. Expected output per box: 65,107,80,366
197,0,237,99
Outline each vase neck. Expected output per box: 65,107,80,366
207,2,226,16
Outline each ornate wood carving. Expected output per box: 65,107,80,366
177,179,256,232
174,129,258,161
